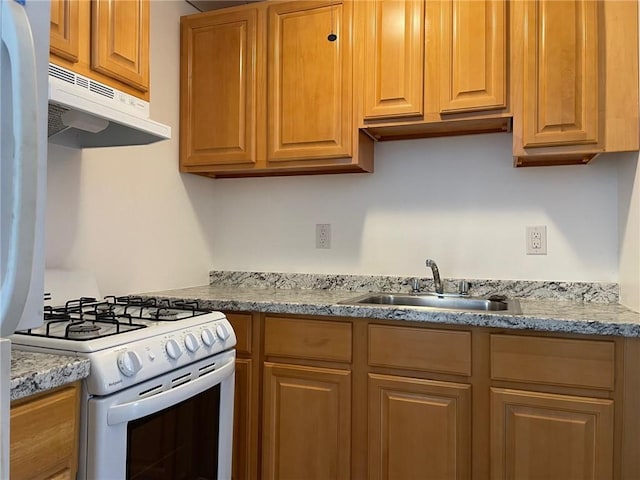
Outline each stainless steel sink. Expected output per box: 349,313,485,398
339,292,521,313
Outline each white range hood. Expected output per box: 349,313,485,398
47,63,171,148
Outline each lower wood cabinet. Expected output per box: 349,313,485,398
491,388,614,480
10,382,81,480
262,362,351,480
223,312,640,479
368,374,471,480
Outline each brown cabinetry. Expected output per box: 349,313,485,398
214,310,640,478
490,333,617,479
180,0,373,178
368,374,471,480
368,324,472,479
358,0,510,140
49,0,150,100
225,312,261,480
262,315,352,479
10,383,81,480
262,363,351,480
511,0,639,166
491,388,614,480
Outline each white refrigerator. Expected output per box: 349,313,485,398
0,0,50,477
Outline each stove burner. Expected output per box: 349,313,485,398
18,295,208,341
67,323,102,339
152,308,179,320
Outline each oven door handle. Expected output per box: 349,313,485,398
106,357,234,426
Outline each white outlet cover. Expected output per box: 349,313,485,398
526,225,547,255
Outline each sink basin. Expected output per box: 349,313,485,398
339,292,521,313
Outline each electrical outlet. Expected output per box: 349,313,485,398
526,225,547,255
316,224,331,249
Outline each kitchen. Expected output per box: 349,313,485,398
3,0,640,479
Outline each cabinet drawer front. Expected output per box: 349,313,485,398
368,325,471,376
264,316,352,362
226,312,253,354
491,334,615,390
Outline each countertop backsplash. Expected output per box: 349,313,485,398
208,271,619,303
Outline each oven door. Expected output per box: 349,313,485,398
80,349,235,480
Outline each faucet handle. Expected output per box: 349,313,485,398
458,280,470,296
411,278,422,293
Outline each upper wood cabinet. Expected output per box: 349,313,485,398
180,0,374,178
357,0,510,140
511,0,639,166
91,0,150,93
49,0,150,100
180,8,260,168
50,0,80,63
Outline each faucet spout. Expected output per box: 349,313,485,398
425,259,443,294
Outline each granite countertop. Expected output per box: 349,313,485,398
144,284,640,338
10,350,90,402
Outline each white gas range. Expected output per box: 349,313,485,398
11,293,236,480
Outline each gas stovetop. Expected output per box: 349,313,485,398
20,295,209,341
11,295,235,396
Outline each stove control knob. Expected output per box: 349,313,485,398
184,333,200,353
117,350,143,377
165,339,183,360
201,328,216,347
216,324,231,342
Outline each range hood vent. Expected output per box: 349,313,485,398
47,64,171,149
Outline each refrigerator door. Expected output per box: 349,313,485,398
0,0,49,337
0,338,9,479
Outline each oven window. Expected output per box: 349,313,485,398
126,384,220,480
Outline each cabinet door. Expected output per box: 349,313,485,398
491,388,614,480
50,0,80,63
369,374,471,480
180,9,259,168
267,0,352,162
91,0,150,93
362,0,424,120
10,385,80,480
519,0,599,148
262,362,351,480
438,0,506,114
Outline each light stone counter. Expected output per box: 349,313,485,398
144,285,640,338
10,350,90,401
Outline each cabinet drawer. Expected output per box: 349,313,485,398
491,334,615,390
226,312,253,355
368,325,471,376
264,316,352,363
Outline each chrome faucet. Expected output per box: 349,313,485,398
425,259,443,294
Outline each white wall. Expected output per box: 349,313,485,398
619,154,640,311
45,1,638,304
208,133,619,282
46,0,213,296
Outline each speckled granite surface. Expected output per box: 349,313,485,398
10,350,90,401
209,271,619,303
143,284,640,337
